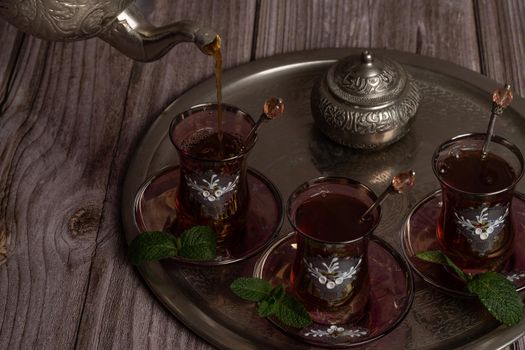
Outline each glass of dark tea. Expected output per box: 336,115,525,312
433,133,524,273
287,177,381,325
169,103,256,243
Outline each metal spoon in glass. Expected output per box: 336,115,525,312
480,84,513,160
359,170,416,222
240,97,285,152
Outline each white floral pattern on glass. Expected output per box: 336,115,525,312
186,174,239,202
304,325,368,338
506,272,525,282
304,256,362,290
455,206,509,240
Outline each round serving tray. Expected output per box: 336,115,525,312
121,48,525,350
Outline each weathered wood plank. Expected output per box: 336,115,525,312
476,0,525,96
0,22,25,114
513,337,525,350
255,0,371,58
1,0,524,349
368,0,480,71
255,0,480,71
0,34,134,349
74,1,256,349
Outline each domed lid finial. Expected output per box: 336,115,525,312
361,50,373,64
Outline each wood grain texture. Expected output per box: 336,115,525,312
256,0,480,71
476,0,525,96
514,338,525,350
74,1,255,349
0,34,134,349
1,0,525,349
255,0,371,58
0,22,24,114
368,0,480,71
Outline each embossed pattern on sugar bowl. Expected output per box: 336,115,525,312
311,50,421,150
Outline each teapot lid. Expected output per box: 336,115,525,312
326,50,408,107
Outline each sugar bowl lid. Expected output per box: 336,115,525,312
311,50,420,150
327,50,407,107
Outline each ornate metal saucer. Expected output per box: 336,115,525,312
133,166,283,265
253,232,415,348
401,190,525,297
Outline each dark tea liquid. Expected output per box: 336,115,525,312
437,149,515,193
175,130,248,242
181,128,243,160
291,192,374,324
295,193,375,242
437,149,517,272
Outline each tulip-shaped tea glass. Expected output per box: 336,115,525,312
287,177,381,325
433,133,524,272
170,103,256,243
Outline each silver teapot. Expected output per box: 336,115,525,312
0,0,218,61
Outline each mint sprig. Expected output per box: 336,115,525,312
416,250,524,326
230,277,273,301
128,226,216,265
416,250,468,281
230,277,312,328
468,272,523,326
179,226,216,260
128,231,179,265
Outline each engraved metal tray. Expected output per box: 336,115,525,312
121,49,525,349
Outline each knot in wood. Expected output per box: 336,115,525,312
68,206,101,237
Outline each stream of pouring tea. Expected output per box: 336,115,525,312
204,35,224,154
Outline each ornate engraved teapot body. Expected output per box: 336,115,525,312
0,0,217,61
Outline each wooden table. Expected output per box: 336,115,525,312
0,0,524,348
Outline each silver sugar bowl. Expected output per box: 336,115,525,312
311,50,420,150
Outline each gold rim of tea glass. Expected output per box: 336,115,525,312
286,176,381,245
432,132,524,197
169,102,257,163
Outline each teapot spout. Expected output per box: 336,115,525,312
99,4,217,62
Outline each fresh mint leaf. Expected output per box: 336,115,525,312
417,249,524,326
258,300,274,317
128,231,178,265
416,250,468,282
467,271,524,326
230,278,312,328
230,277,273,302
270,284,285,300
128,226,217,264
273,294,312,328
179,226,216,261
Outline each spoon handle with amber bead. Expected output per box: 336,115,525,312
359,170,416,222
